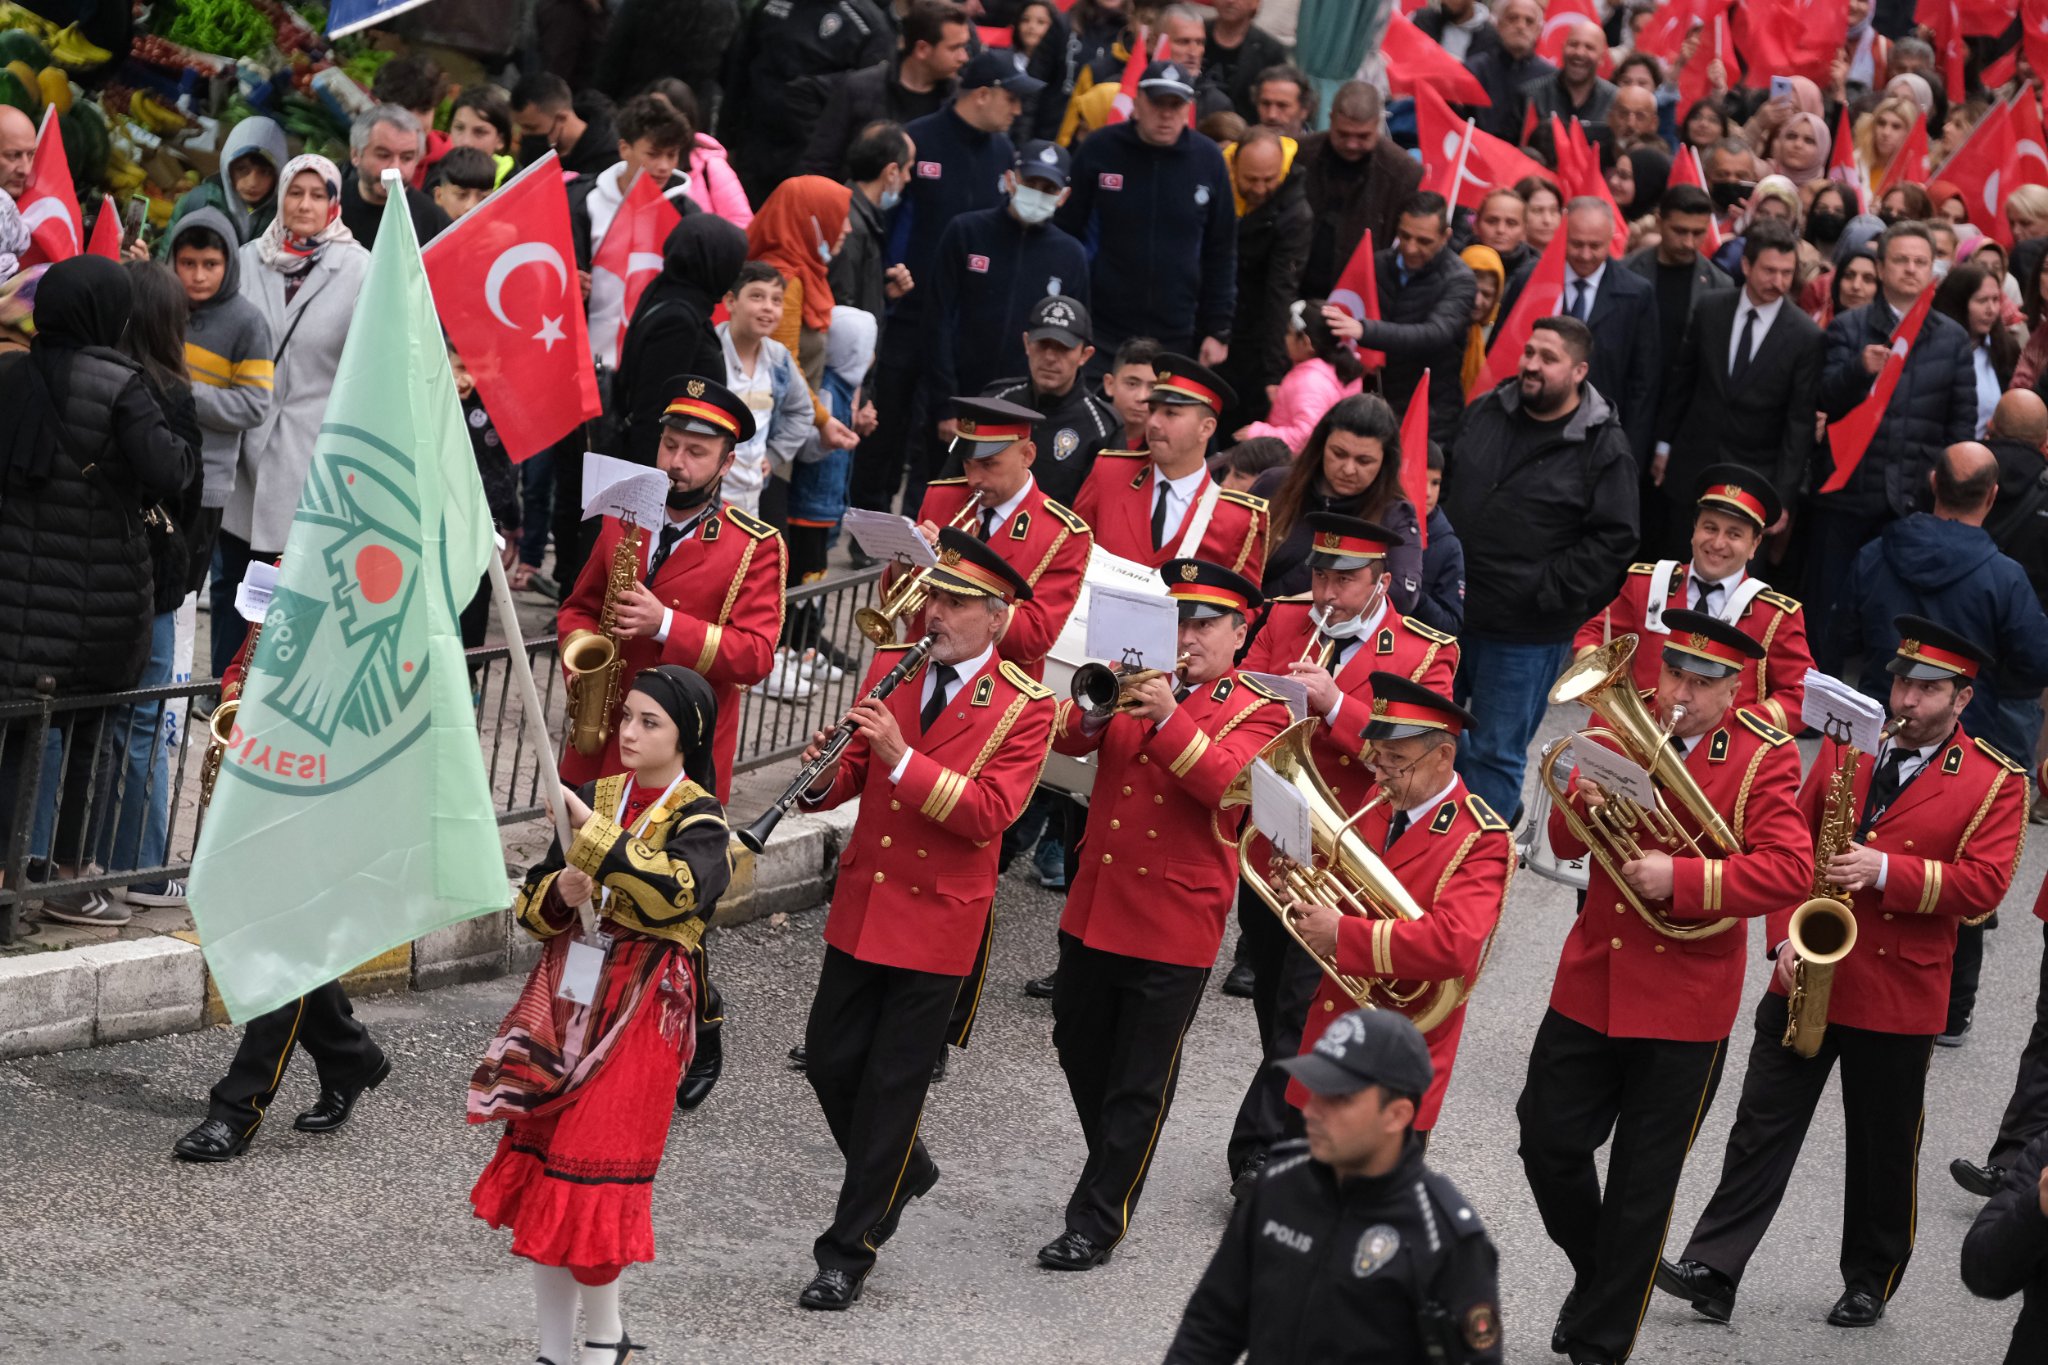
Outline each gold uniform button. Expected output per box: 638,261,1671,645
1123,785,1134,796
1878,947,1887,956
1138,867,1148,876
1654,945,1666,954
1339,756,1351,766
1323,1000,1335,1012
1611,937,1623,949
1153,794,1165,804
880,836,892,848
1615,904,1625,914
911,886,922,896
1883,912,1894,921
1904,839,1915,849
890,800,901,811
1102,853,1113,865
1138,754,1150,764
1147,830,1157,839
917,849,928,858
873,871,886,883
1110,819,1121,830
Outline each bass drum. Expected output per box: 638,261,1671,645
1520,736,1590,889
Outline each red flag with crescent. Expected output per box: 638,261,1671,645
1819,288,1937,495
18,110,82,266
589,169,685,365
423,151,601,463
1398,371,1431,550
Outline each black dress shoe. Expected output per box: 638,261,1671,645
677,1029,722,1110
1826,1288,1885,1327
294,1055,390,1133
173,1118,251,1163
1219,960,1256,998
788,1042,808,1071
1656,1258,1736,1323
1023,972,1057,999
870,1160,940,1246
931,1049,948,1082
798,1267,865,1310
1551,1288,1579,1354
1568,1349,1617,1365
1951,1156,2006,1197
1037,1229,1113,1270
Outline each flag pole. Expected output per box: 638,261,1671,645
483,542,600,939
1452,118,1477,207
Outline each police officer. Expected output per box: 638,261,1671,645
1165,1009,1504,1364
971,297,1124,508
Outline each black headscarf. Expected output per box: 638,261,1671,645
630,665,721,794
1623,146,1671,221
0,255,133,490
632,215,748,330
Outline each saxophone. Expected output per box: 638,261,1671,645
563,520,645,758
198,616,262,811
1780,716,1902,1057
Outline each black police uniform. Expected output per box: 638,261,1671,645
1166,1136,1504,1364
926,206,1092,413
964,375,1122,508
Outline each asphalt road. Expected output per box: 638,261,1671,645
0,718,2039,1364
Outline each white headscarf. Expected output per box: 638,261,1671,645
0,192,28,283
254,154,355,275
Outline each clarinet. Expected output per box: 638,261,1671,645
733,631,939,852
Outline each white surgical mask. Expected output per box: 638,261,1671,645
880,186,902,211
1013,185,1060,224
811,213,834,264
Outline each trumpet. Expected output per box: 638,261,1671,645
1298,604,1336,670
1070,652,1191,720
855,493,984,644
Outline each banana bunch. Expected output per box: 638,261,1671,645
105,146,148,196
129,91,188,136
48,24,114,69
0,4,58,40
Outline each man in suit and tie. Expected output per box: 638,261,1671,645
1653,221,1823,555
1562,197,1661,463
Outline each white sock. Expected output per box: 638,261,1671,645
531,1263,579,1365
578,1273,626,1361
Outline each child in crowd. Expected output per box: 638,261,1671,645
718,262,818,517
1413,442,1465,637
1235,299,1365,451
449,340,522,649
429,147,498,221
160,114,286,253
1209,436,1292,492
1101,335,1159,450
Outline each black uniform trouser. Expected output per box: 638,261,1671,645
1225,885,1319,1178
805,945,963,1275
849,345,927,517
1683,991,1933,1301
206,981,384,1135
1990,920,2048,1168
1051,932,1209,1248
944,911,996,1048
1516,1008,1726,1363
1948,920,1988,1034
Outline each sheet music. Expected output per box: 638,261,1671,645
580,452,669,528
841,508,939,568
1085,585,1179,670
1249,759,1314,865
1801,669,1888,752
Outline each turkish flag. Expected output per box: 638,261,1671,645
1733,0,1846,86
1637,0,1732,62
1820,288,1937,494
423,152,602,463
1676,12,1733,108
1917,0,1970,97
1536,0,1615,76
1828,102,1867,211
1562,116,1630,258
1382,15,1493,106
1667,145,1723,253
1875,109,1931,196
1107,30,1173,125
1330,228,1385,372
1470,229,1567,403
1957,0,2019,36
1398,371,1431,549
18,110,82,266
590,170,685,365
1933,98,2017,241
2026,0,2048,80
85,201,123,260
2013,89,2048,192
1415,84,1547,207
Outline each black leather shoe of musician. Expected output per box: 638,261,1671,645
1023,972,1057,999
295,1055,390,1133
677,1029,722,1110
1825,1289,1886,1327
798,1267,866,1310
1551,1288,1579,1354
172,1118,251,1163
870,1159,940,1247
1567,1349,1617,1365
1037,1229,1114,1271
1951,1156,2005,1197
788,1042,808,1071
1220,959,1256,998
1656,1258,1736,1323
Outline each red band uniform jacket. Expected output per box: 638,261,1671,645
1070,451,1269,580
558,504,787,802
1764,731,2027,1036
898,477,1092,675
1052,673,1290,967
1574,564,1811,730
803,645,1056,976
1546,710,1814,1041
1289,779,1513,1130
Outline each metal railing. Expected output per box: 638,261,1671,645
0,566,894,943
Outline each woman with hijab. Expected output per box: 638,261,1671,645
745,174,853,388
1459,243,1505,398
1769,111,1829,189
1742,74,1822,156
471,664,732,1365
612,214,747,465
0,189,27,284
1623,145,1671,220
0,255,194,926
220,154,368,676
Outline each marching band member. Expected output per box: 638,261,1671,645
1071,355,1270,579
557,375,785,1111
1520,610,1812,1365
1661,618,2026,1331
469,665,733,1365
1285,677,1511,1147
1040,559,1290,1270
1574,465,1811,730
1226,514,1460,1188
898,394,1092,674
790,530,1056,1310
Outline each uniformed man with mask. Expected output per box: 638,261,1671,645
1165,1008,1504,1364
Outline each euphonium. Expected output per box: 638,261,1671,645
855,492,984,644
1538,635,1740,940
1781,716,1903,1057
1069,653,1190,721
563,520,645,758
1220,719,1466,1032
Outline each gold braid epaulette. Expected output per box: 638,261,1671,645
1732,743,1770,844
968,694,1032,778
1025,525,1071,587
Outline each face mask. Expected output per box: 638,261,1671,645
811,214,833,265
879,186,902,211
1931,258,1951,278
1806,210,1847,242
1013,185,1060,224
667,478,718,511
1877,210,1900,226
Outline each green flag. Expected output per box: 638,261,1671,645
190,185,507,1023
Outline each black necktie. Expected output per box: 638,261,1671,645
647,521,686,581
919,662,958,732
1151,482,1170,549
1385,809,1411,852
1693,577,1721,615
1571,279,1591,321
1858,747,1912,840
1322,633,1351,668
978,507,996,541
1732,307,1757,382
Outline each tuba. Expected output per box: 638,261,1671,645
1221,719,1466,1032
854,492,984,644
562,519,645,758
1537,636,1739,940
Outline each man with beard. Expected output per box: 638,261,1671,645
1219,125,1311,433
